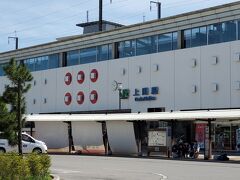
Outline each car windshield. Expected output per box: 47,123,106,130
22,134,34,143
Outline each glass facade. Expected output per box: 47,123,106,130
118,40,136,58
2,20,240,76
80,47,97,64
49,54,60,69
24,58,35,72
158,32,178,52
0,63,7,76
35,56,49,71
67,50,79,66
184,29,191,48
183,20,237,48
97,44,112,62
172,32,178,50
23,53,59,72
191,27,207,47
136,36,157,56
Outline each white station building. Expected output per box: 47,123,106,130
1,1,240,156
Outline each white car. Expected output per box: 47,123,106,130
0,132,47,154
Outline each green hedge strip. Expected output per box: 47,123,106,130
0,153,51,180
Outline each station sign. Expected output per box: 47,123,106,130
120,89,130,99
133,86,159,101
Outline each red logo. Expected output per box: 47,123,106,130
77,91,84,105
90,69,98,83
64,92,72,105
90,90,98,104
77,71,85,84
64,72,72,85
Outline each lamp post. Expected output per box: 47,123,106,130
8,36,19,50
112,80,123,110
117,83,123,110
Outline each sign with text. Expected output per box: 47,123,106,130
133,86,159,101
148,130,167,146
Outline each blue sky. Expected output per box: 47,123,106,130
0,0,238,52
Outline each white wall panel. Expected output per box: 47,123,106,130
175,48,201,110
150,52,175,111
56,66,73,112
106,121,138,154
40,69,57,113
89,61,109,111
108,58,130,110
230,41,240,108
72,122,103,147
26,71,42,114
71,64,90,112
201,43,231,109
129,55,151,113
35,121,68,148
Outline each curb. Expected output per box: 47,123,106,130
51,174,60,180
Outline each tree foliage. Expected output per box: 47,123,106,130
0,99,17,145
0,58,33,151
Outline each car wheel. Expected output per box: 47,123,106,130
33,148,42,154
0,148,6,153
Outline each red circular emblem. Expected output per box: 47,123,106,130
64,72,72,85
90,90,98,104
90,69,98,83
64,92,72,105
77,91,84,105
77,71,85,84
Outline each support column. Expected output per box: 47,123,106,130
112,42,118,59
204,119,212,160
177,30,184,49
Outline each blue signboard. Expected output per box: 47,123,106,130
133,87,159,101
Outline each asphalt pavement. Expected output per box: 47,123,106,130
50,155,240,180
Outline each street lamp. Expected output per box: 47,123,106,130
117,83,123,110
112,80,123,110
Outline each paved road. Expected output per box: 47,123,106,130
50,155,240,180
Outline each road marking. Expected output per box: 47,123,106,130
51,168,83,174
152,173,168,180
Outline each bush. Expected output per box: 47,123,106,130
0,153,51,180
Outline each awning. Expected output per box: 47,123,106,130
26,109,240,122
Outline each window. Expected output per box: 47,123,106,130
158,33,172,52
108,44,113,59
67,50,79,66
118,40,136,58
35,56,49,71
238,20,240,40
22,134,34,143
208,23,222,44
24,58,35,72
172,32,178,50
49,54,59,69
191,27,207,47
80,47,97,64
199,26,207,46
222,21,236,42
136,36,157,56
0,64,3,76
97,44,109,62
183,29,191,48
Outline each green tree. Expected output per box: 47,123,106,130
2,58,33,155
0,99,17,145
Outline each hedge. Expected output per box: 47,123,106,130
0,153,51,180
